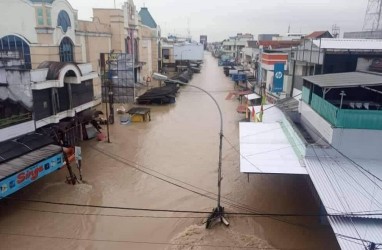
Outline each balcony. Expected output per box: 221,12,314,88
0,113,32,129
302,86,382,130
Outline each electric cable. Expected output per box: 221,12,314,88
0,231,310,250
36,114,312,227
5,197,382,217
320,148,382,211
88,145,316,228
311,147,368,250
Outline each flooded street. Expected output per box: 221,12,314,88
0,53,338,249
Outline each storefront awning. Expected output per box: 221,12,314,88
239,122,307,175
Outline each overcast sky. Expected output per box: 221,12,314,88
68,0,367,41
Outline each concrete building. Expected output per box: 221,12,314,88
221,33,254,61
255,40,302,102
138,7,160,80
344,30,382,39
174,43,204,62
258,34,279,41
290,39,382,97
239,70,382,249
0,0,100,133
200,35,207,50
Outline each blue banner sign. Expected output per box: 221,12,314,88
273,63,285,93
0,153,64,199
231,73,247,82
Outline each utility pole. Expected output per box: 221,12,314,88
363,0,382,31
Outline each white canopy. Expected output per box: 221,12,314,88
239,122,307,175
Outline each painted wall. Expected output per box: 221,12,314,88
0,0,37,43
300,101,334,144
356,57,373,71
140,25,159,80
0,121,35,142
174,44,204,61
332,128,382,160
1,70,33,109
50,0,78,45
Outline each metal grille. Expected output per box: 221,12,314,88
100,53,135,104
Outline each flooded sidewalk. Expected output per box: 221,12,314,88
0,53,338,250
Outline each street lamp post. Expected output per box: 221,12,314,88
182,84,229,229
339,90,346,109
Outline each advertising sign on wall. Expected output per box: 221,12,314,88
272,63,285,93
0,153,64,199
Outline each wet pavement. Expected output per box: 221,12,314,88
0,53,339,250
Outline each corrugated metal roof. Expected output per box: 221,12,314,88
239,122,307,174
305,147,382,218
313,38,382,50
0,133,55,164
0,144,62,180
329,216,382,250
303,71,382,88
30,0,55,3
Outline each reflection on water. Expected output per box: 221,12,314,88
0,53,338,250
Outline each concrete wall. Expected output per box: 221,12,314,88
356,57,373,71
174,44,204,61
0,121,35,142
300,101,334,143
0,0,37,43
30,46,59,68
76,19,112,98
1,70,33,109
93,9,125,53
140,25,159,80
332,128,382,160
51,0,78,45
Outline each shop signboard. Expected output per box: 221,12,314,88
0,153,64,199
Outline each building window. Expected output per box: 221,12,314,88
46,8,52,26
163,49,169,60
0,35,31,69
37,7,44,25
57,10,71,33
59,37,74,62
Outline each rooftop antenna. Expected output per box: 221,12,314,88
363,0,382,31
187,18,191,41
114,0,116,8
332,24,340,38
288,24,291,34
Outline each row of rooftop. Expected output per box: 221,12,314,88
212,29,382,250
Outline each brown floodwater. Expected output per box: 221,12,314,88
0,53,339,250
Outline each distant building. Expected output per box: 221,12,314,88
343,30,382,39
304,31,333,39
200,35,208,50
290,38,382,97
258,34,279,41
239,70,382,250
221,33,254,60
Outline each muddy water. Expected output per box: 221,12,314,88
0,53,339,250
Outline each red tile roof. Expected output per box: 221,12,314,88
305,31,332,39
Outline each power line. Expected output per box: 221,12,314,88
320,148,382,211
0,231,305,249
261,98,382,190
336,233,382,246
311,147,368,250
88,145,315,228
6,197,382,217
